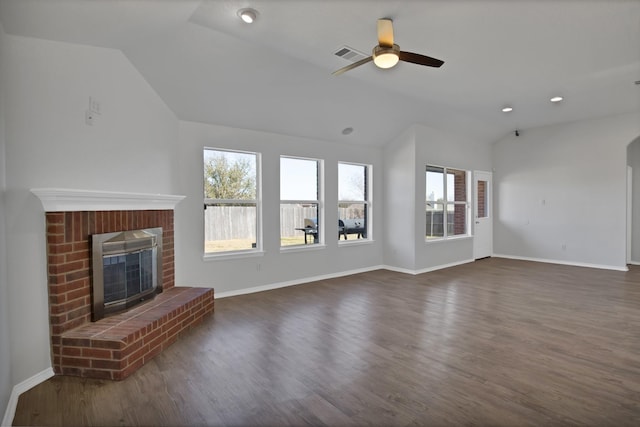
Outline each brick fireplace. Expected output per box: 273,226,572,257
34,189,215,380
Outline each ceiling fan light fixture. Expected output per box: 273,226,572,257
238,8,258,24
373,44,400,69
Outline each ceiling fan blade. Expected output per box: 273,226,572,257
399,51,444,68
377,19,394,47
332,56,373,76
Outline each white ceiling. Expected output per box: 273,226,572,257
1,0,639,147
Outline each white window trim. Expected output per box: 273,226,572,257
338,162,372,244
425,165,470,242
203,147,262,254
280,156,324,248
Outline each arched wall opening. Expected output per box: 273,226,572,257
627,136,640,264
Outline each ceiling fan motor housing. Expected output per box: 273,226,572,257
373,44,400,68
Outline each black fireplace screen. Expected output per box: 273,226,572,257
103,250,154,305
91,228,163,321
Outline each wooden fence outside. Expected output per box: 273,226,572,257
205,205,366,241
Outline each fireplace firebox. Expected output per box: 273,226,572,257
91,227,163,321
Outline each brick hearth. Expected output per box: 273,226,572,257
45,210,214,380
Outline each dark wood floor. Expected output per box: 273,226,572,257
13,258,640,426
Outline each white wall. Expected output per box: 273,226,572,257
3,34,179,386
493,113,640,269
382,127,417,270
627,137,640,263
381,124,492,272
414,124,493,270
174,121,384,294
0,21,13,423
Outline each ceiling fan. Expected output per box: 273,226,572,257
333,18,444,76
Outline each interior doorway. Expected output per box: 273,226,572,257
627,137,640,265
473,171,493,259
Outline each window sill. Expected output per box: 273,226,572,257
339,238,374,247
280,244,326,254
424,235,472,244
203,250,265,262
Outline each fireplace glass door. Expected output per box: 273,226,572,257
103,249,155,306
92,227,163,320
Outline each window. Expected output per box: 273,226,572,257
426,165,469,240
338,162,370,241
280,156,321,247
203,148,260,254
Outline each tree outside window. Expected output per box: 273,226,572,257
204,148,259,254
338,162,370,241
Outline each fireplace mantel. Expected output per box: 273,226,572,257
31,188,185,212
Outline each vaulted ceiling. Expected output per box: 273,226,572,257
1,0,639,147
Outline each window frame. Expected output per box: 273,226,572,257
338,161,372,243
280,155,324,249
203,147,262,257
425,164,470,241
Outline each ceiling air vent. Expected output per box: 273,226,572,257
334,46,368,63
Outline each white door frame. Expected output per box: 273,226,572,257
627,166,632,265
473,171,493,259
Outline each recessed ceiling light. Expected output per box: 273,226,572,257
238,8,258,24
502,106,513,113
342,127,354,135
550,96,564,103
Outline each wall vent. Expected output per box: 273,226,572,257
334,46,369,63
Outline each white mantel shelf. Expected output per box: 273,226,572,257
31,188,186,212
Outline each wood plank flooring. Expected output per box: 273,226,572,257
12,258,640,426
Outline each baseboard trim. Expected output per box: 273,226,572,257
493,254,629,272
381,259,475,276
380,265,416,275
628,260,640,266
215,265,386,299
217,260,483,299
414,259,475,275
2,367,54,427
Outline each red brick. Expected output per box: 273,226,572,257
144,344,163,363
47,224,64,235
72,242,88,252
62,357,91,368
61,366,83,377
119,339,143,358
48,243,73,254
47,234,66,245
165,323,183,339
47,213,65,224
65,286,90,301
61,347,82,357
145,334,167,353
91,359,123,370
142,328,163,345
48,254,66,265
66,250,89,263
66,269,90,283
118,358,144,380
82,347,112,359
67,306,91,322
126,344,150,365
91,339,126,350
50,260,85,275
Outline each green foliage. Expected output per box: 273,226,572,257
204,155,255,200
